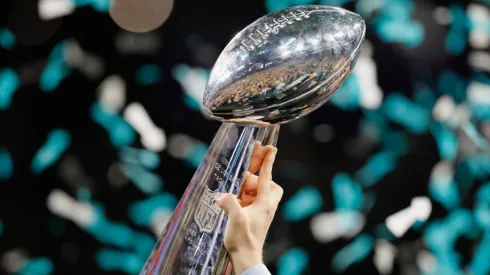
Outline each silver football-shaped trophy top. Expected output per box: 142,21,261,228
202,5,365,126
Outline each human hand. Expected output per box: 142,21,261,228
215,142,283,274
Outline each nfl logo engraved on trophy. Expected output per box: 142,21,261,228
194,188,221,234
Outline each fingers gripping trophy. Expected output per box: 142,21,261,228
140,5,365,275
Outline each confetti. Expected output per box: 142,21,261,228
31,129,71,174
283,186,323,222
277,247,309,275
2,0,490,274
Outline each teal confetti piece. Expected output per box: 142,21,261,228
429,177,460,210
91,101,115,128
277,247,309,275
120,147,161,170
86,208,137,249
474,202,490,231
414,85,437,111
479,0,490,6
472,72,490,85
40,42,72,92
437,71,467,102
331,234,374,272
356,151,398,187
432,251,462,275
0,28,16,49
135,64,162,86
424,221,453,254
468,232,490,275
108,116,137,148
430,123,458,161
293,0,318,4
470,103,490,120
80,202,160,257
0,67,20,110
121,163,163,194
265,0,298,12
330,74,361,110
183,93,201,111
172,64,191,81
474,183,490,230
332,173,364,211
91,0,112,12
381,93,430,134
96,249,144,274
48,41,67,61
455,154,490,196
129,193,178,227
19,258,54,275
447,209,476,238
355,0,384,17
445,30,467,55
90,101,136,148
105,222,135,248
319,0,353,6
139,150,161,170
375,18,425,48
378,0,414,21
0,148,14,180
31,129,71,174
448,4,469,31
76,187,92,201
374,224,395,241
74,0,92,6
186,143,208,168
283,186,323,221
403,21,425,48
132,233,156,258
39,63,68,92
475,182,490,204
424,209,478,260
412,220,426,231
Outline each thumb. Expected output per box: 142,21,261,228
216,193,242,216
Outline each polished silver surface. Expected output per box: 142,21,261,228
141,5,364,275
203,5,365,125
140,124,280,275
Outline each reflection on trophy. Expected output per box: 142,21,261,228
140,5,365,275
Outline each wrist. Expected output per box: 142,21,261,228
229,249,263,274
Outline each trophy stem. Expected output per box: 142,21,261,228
140,123,280,275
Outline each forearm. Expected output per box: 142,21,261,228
229,250,263,275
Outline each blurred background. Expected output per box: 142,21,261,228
0,0,490,274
